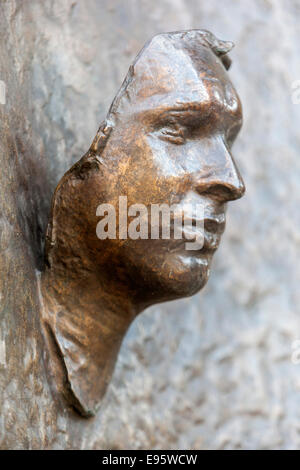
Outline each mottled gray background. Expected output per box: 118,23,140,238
0,0,300,449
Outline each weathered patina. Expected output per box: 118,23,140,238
40,30,245,417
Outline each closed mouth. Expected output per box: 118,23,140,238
202,214,226,252
163,213,225,254
204,212,226,232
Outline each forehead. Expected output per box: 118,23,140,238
150,74,241,120
115,44,241,123
117,73,242,133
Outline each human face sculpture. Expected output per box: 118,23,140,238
50,31,245,311
82,32,245,308
43,31,245,416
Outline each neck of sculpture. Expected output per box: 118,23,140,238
39,260,137,417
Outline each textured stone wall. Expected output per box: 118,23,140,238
0,0,300,449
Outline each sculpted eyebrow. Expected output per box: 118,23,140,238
167,101,206,113
158,105,211,127
144,101,213,129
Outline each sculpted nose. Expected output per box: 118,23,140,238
194,141,245,202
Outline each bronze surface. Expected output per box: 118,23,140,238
41,30,245,417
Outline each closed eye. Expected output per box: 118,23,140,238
158,126,186,145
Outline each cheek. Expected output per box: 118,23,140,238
113,136,154,201
145,134,187,178
114,137,177,205
145,135,218,180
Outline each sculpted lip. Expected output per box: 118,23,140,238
167,213,226,253
204,214,226,235
203,214,226,252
